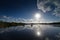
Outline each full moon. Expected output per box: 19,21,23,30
35,13,41,19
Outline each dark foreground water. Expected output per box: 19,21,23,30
0,25,60,40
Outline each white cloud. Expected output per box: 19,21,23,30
37,0,60,17
53,8,60,17
0,15,54,23
37,0,51,12
0,15,59,23
2,16,11,19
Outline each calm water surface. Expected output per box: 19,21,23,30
0,25,60,40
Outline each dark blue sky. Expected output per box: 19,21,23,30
0,0,37,18
0,0,60,22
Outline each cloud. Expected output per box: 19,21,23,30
0,15,59,23
2,16,11,19
0,16,33,23
0,16,12,22
37,0,60,17
53,8,60,17
0,16,47,23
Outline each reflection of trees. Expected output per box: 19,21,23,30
0,21,25,28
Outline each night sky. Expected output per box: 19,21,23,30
0,0,60,22
0,0,37,18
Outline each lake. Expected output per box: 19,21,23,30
0,25,60,40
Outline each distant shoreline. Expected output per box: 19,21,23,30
0,21,60,28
